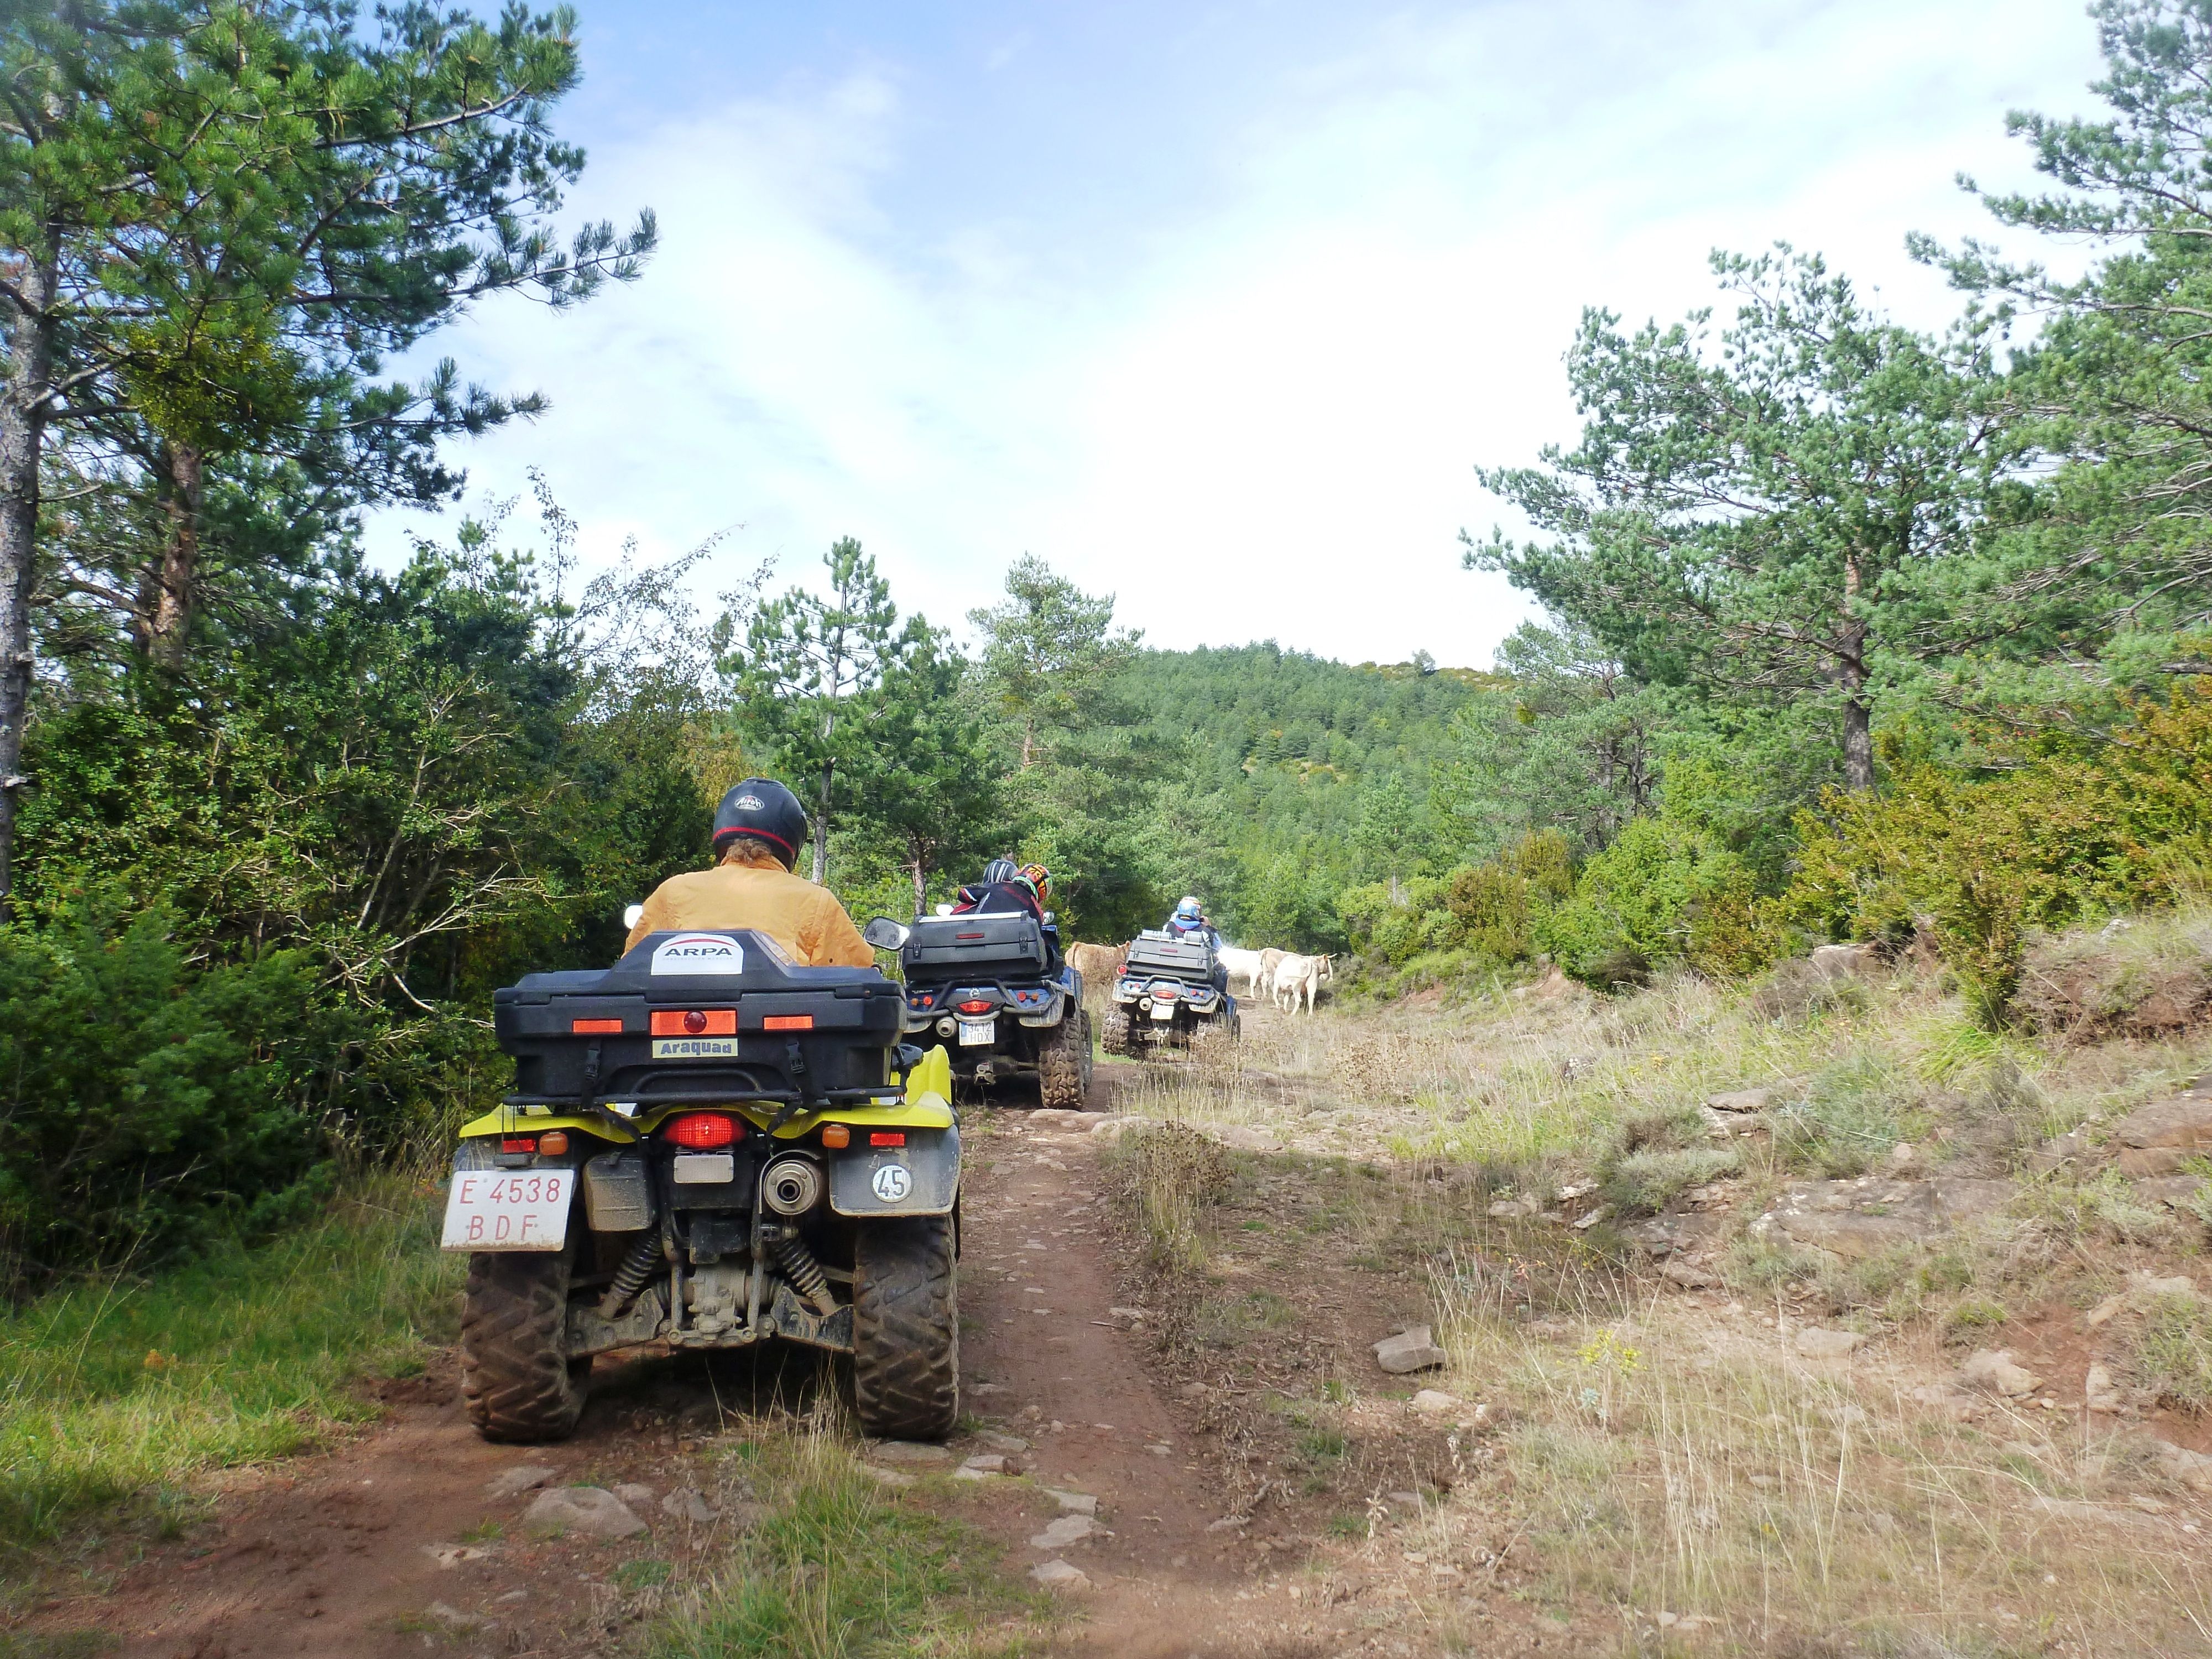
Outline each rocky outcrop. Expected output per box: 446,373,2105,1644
2114,1085,2212,1176
1750,1175,2012,1260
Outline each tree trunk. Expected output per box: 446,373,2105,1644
1841,693,1874,795
1839,553,1875,794
0,236,59,917
811,760,832,885
910,856,927,917
146,440,204,667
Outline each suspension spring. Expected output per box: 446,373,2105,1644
771,1229,838,1316
599,1230,663,1317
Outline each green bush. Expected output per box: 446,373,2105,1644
1787,686,2212,1026
0,906,336,1288
1543,817,1776,986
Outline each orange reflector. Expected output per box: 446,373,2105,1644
570,1017,623,1033
501,1136,537,1154
651,1008,735,1036
538,1130,570,1156
869,1131,906,1147
820,1123,851,1149
762,1014,814,1031
665,1112,737,1149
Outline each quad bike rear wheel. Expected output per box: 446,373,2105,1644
1100,1004,1138,1057
852,1215,959,1440
1037,1007,1091,1108
461,1241,591,1443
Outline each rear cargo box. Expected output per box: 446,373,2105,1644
1125,930,1217,982
492,930,902,1108
901,914,1048,980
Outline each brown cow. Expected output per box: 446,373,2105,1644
1066,941,1127,998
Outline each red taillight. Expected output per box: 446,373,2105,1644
762,1014,814,1031
502,1136,537,1154
957,999,993,1015
651,1009,735,1036
570,1018,623,1034
665,1112,737,1149
869,1131,906,1147
956,931,984,940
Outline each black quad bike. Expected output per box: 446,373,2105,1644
886,913,1094,1107
445,925,961,1444
1102,930,1239,1056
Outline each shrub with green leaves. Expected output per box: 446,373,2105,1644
1768,1056,1928,1177
0,906,335,1287
1543,816,1777,986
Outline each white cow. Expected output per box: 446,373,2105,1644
1272,952,1334,1014
1217,945,1270,1001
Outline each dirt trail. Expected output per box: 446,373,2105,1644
957,1066,1310,1657
20,1062,1319,1659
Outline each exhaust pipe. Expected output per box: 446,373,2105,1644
761,1155,824,1216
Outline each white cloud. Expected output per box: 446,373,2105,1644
366,0,2107,667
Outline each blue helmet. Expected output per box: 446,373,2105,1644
1175,896,1203,921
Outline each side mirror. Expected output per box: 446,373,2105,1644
1041,910,1057,926
862,916,911,951
622,902,644,931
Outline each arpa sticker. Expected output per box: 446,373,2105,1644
871,1164,912,1203
651,932,745,975
734,793,765,811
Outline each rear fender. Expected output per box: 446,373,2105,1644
828,1124,961,1217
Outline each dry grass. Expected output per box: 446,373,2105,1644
1097,957,2212,1652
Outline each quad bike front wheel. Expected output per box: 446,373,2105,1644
1037,1007,1091,1108
852,1215,959,1440
461,1241,591,1443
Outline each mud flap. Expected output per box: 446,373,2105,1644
828,1125,961,1217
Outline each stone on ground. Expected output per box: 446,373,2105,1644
1958,1349,2042,1398
2085,1364,2124,1414
1793,1327,1864,1359
1029,1514,1100,1549
521,1487,648,1540
2114,1091,2212,1176
1373,1326,1448,1374
661,1488,717,1524
975,1429,1030,1452
1044,1488,1097,1514
1752,1176,2011,1259
613,1483,655,1507
864,1467,916,1489
1030,1558,1091,1590
484,1464,557,1500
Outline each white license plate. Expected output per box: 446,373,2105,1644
1150,999,1176,1021
672,1152,735,1184
958,1019,995,1046
443,1167,574,1252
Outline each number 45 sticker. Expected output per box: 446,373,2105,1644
871,1164,911,1203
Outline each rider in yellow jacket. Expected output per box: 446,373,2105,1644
623,778,873,968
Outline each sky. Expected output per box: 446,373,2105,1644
363,0,2115,669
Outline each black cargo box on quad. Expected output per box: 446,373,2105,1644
1124,930,1216,983
492,929,903,1108
900,914,1048,979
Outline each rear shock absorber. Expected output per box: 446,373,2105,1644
770,1227,838,1316
599,1230,664,1317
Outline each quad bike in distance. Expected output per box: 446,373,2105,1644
878,912,1094,1108
444,925,960,1444
1102,929,1239,1056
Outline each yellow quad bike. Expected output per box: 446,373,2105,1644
442,925,959,1443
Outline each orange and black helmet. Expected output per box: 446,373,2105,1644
1016,862,1051,904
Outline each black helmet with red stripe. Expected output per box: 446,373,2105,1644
711,778,809,869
